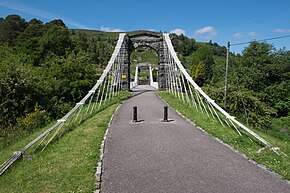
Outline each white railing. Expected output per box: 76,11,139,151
163,33,284,156
0,33,127,176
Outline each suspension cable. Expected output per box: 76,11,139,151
0,33,127,176
163,33,284,155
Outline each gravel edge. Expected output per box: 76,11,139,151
94,104,122,193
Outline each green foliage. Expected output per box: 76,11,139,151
262,81,290,117
70,31,115,67
40,25,71,57
228,42,290,117
0,15,115,141
0,103,122,192
186,44,216,84
0,13,289,166
239,42,275,91
15,104,47,132
15,19,44,65
232,42,289,91
47,51,97,104
174,37,289,128
190,62,202,78
170,33,197,56
152,68,158,81
130,47,158,65
0,15,127,170
0,14,27,45
204,55,214,81
271,116,290,139
204,85,277,129
0,47,42,127
190,61,204,86
187,44,213,65
44,19,66,27
71,32,89,52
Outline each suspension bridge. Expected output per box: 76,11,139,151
1,33,289,192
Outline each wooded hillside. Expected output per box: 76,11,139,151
0,14,289,147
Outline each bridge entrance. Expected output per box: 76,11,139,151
130,45,158,88
135,64,150,85
118,32,167,90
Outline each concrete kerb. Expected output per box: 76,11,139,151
94,104,122,193
156,92,290,184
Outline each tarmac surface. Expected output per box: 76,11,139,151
101,85,290,193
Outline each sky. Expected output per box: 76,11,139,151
0,0,290,53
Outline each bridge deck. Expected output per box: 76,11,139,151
101,85,289,193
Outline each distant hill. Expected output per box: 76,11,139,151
70,29,161,39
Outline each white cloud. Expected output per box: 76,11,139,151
100,26,124,32
0,0,91,29
248,32,257,38
193,26,217,39
170,28,186,35
274,28,290,33
233,32,243,39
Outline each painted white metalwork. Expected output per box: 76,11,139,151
0,33,126,176
163,33,282,155
149,66,158,89
1,32,285,177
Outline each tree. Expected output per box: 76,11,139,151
204,55,214,82
262,81,290,117
190,61,204,87
40,25,71,57
170,33,197,56
44,19,66,28
240,41,274,91
71,32,89,52
0,46,42,127
15,19,44,65
204,85,277,129
0,14,27,45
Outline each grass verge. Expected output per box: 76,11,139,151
0,91,130,192
158,91,290,180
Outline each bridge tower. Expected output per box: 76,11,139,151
118,32,167,90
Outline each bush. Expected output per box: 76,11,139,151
15,104,48,132
204,85,277,129
271,116,290,138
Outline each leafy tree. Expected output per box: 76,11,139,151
0,15,115,138
170,33,197,56
41,51,97,117
190,61,204,87
239,41,275,91
44,19,66,28
0,13,289,140
262,81,290,117
89,38,98,63
15,19,44,65
0,14,27,45
227,42,290,118
40,25,71,57
204,55,214,82
0,47,42,127
204,85,277,129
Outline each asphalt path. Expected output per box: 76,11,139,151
101,85,290,193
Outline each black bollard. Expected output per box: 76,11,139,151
163,106,168,122
133,106,138,122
